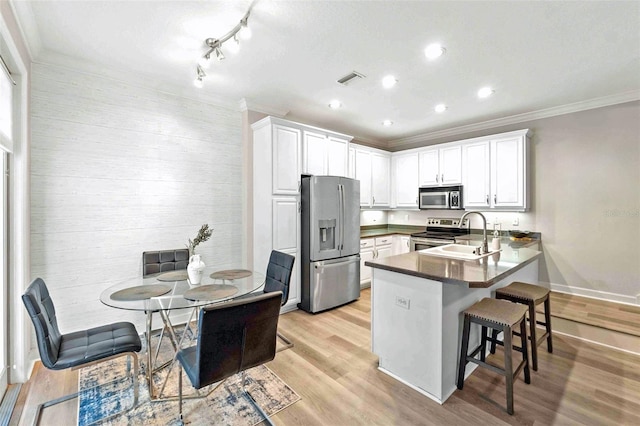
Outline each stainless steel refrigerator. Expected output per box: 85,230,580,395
299,175,361,313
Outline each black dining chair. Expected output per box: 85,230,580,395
176,291,283,424
22,278,142,426
264,250,295,350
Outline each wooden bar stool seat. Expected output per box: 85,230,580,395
457,297,531,415
492,281,553,371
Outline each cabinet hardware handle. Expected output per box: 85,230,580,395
416,196,418,204
486,195,489,204
435,174,439,183
406,240,409,247
441,174,444,182
372,196,376,204
494,194,497,204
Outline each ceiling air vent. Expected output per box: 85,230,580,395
337,71,365,86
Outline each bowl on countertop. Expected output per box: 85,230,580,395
509,230,531,239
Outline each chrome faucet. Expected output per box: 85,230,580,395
459,211,489,254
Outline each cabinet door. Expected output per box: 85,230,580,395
355,149,372,207
371,153,390,207
326,137,349,177
348,147,356,179
491,136,525,208
272,125,301,194
419,149,440,186
360,247,375,284
393,153,419,208
399,236,410,254
462,141,491,208
303,131,326,176
440,145,462,184
376,245,393,259
272,198,299,252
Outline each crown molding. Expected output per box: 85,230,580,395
239,99,289,116
387,90,640,149
8,0,40,60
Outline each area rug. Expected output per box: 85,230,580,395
77,330,300,425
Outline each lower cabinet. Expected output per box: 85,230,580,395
360,236,395,288
393,235,410,255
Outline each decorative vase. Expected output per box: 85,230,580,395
187,254,205,285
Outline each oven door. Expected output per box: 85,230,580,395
419,190,450,209
410,237,452,252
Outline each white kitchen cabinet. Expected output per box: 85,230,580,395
392,235,410,255
360,238,375,287
252,116,354,311
375,236,393,258
302,130,350,177
392,152,419,208
462,129,530,211
353,144,391,208
419,145,462,186
272,125,302,195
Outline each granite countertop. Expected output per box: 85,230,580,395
455,234,540,249
360,225,423,239
364,244,541,288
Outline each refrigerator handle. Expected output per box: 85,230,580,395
339,183,345,251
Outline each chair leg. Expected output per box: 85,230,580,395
178,364,183,421
457,315,471,390
480,326,487,362
520,317,531,384
242,370,275,426
527,301,538,371
503,324,514,415
276,331,294,352
544,296,553,353
490,329,498,354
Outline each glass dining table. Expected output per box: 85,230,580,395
100,266,265,400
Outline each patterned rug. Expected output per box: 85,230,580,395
77,330,300,425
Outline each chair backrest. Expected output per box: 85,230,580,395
191,291,282,389
264,250,295,306
22,278,62,369
142,249,189,276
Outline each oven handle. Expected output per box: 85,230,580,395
411,238,453,246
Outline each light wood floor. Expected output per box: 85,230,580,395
11,288,640,425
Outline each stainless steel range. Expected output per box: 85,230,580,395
410,217,470,251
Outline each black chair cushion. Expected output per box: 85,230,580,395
143,249,189,276
264,251,295,306
55,322,142,370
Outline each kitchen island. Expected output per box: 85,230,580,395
364,244,541,404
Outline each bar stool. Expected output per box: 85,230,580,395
492,282,552,371
457,298,531,415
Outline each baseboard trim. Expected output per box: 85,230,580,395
548,283,638,306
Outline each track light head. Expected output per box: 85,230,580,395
239,17,252,40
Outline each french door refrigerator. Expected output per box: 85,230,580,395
299,175,361,313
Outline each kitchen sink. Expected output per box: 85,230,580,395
419,244,500,260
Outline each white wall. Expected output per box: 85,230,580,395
389,101,640,304
30,63,244,332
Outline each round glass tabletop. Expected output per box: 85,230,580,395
100,266,265,312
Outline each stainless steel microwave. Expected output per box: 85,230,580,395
418,185,463,210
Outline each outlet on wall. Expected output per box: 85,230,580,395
512,216,519,226
395,296,410,310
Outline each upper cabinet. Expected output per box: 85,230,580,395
272,125,302,195
391,152,419,208
353,144,391,208
462,129,530,211
302,130,350,177
419,145,462,186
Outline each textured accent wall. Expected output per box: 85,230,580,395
30,63,243,331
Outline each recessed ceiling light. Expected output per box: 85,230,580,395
328,100,342,109
382,120,393,127
382,75,397,89
477,87,494,98
424,43,446,60
434,104,447,113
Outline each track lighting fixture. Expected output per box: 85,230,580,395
194,8,253,88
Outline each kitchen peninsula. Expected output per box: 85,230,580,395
365,243,541,404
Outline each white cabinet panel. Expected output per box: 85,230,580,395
492,137,524,207
272,125,301,194
326,137,348,176
355,149,372,206
419,149,440,186
462,141,491,208
392,153,419,208
440,146,462,185
272,198,299,252
303,131,326,176
393,235,410,255
371,153,390,207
